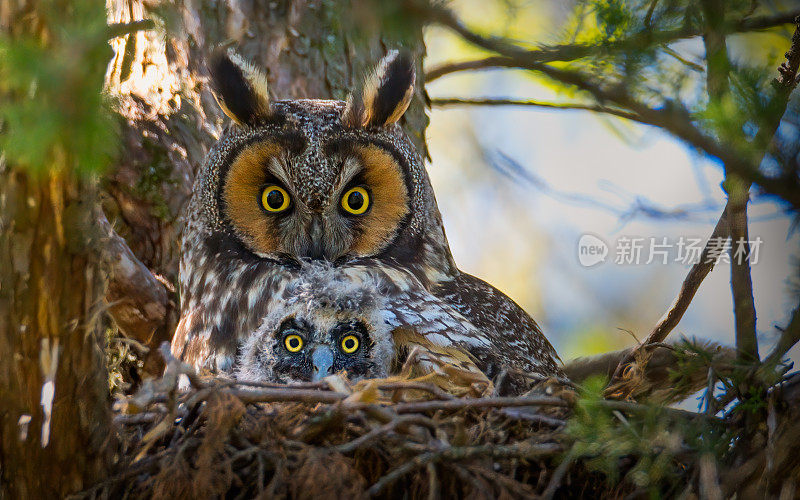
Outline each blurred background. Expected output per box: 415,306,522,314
421,0,800,372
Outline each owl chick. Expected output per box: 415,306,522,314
235,266,392,383
233,261,490,386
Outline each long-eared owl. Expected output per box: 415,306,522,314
171,48,565,392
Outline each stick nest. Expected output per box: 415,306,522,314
81,342,800,499
77,344,627,499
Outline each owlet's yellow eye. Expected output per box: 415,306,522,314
261,185,291,213
340,334,360,354
284,334,303,353
341,186,370,215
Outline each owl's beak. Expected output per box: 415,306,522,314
310,345,334,381
307,216,326,260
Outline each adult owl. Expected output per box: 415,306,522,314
234,261,488,385
171,48,564,392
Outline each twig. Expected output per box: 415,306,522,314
498,407,566,427
335,415,435,454
662,46,705,72
367,441,561,496
429,97,640,121
367,450,443,497
426,55,520,81
426,462,440,500
377,381,456,401
113,412,162,425
462,463,536,497
225,387,347,405
391,395,569,414
532,67,798,207
644,0,660,27
763,300,800,367
229,379,330,390
541,447,578,500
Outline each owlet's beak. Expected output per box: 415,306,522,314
310,345,335,381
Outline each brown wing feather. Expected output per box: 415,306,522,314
431,272,565,387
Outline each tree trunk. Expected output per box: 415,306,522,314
0,171,112,497
0,1,115,496
103,0,429,364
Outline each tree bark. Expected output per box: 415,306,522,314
0,170,112,497
103,0,429,358
0,1,115,496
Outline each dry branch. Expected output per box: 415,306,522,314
605,215,729,396
429,97,640,121
367,441,562,497
764,301,800,367
226,387,348,405
391,395,568,414
96,210,173,373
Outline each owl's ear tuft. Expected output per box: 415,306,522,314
343,50,415,129
208,48,271,126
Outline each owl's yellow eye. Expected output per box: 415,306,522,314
340,334,360,354
261,185,291,213
341,186,370,215
284,334,303,353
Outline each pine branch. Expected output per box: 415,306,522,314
424,7,800,82
517,61,800,208
606,17,800,394
426,56,519,82
424,8,800,208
